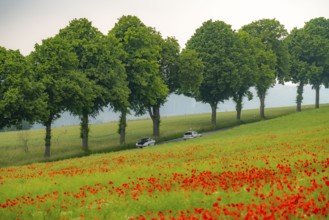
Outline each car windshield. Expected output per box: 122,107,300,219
185,132,192,135
138,138,149,144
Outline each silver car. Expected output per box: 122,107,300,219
136,137,156,148
183,131,202,140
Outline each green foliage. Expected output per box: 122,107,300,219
177,48,204,97
241,19,287,117
253,48,277,98
28,36,93,156
29,37,88,124
231,31,258,114
288,27,325,86
241,19,290,83
109,15,172,140
58,18,129,115
186,20,237,108
0,120,33,132
109,15,167,115
0,47,46,129
287,28,310,84
286,17,329,109
56,18,130,149
301,17,329,87
2,15,329,157
159,37,180,93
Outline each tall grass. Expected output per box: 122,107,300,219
0,104,323,167
0,106,328,219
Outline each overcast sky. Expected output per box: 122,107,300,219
1,0,328,56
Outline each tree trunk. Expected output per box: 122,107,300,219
296,82,304,112
119,110,127,145
81,113,89,151
235,94,243,120
149,105,160,138
44,121,52,157
315,84,320,109
259,92,266,119
210,102,217,126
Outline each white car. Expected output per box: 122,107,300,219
136,137,156,148
183,131,202,140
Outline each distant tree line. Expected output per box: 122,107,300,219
0,16,328,157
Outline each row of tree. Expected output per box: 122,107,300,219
1,16,328,157
0,16,202,157
186,17,329,124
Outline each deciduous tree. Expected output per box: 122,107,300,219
58,18,129,150
302,17,329,108
0,47,46,130
149,38,203,138
29,36,90,157
186,20,237,126
287,27,311,111
241,19,290,118
231,31,258,120
109,15,167,143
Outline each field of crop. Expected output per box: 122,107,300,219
1,106,329,219
0,105,310,167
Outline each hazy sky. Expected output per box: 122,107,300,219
0,0,328,56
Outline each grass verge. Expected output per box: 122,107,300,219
0,104,325,167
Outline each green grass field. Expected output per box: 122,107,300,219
0,105,319,167
0,105,329,219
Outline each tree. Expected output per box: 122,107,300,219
29,36,90,157
109,15,168,143
286,27,311,111
159,37,181,94
241,19,290,118
253,48,277,119
143,37,179,138
231,31,259,120
301,17,329,108
186,20,237,126
177,48,204,96
57,18,129,150
149,38,203,138
145,36,174,139
0,47,46,130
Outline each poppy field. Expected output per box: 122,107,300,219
1,107,329,219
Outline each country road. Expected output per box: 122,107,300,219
158,127,233,145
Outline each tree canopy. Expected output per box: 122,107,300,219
301,17,329,108
0,47,46,129
176,48,204,97
109,15,168,142
186,20,238,126
57,18,130,150
231,31,259,120
287,27,313,111
241,19,289,118
28,36,91,157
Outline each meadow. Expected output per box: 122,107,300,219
0,105,329,219
0,105,318,167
